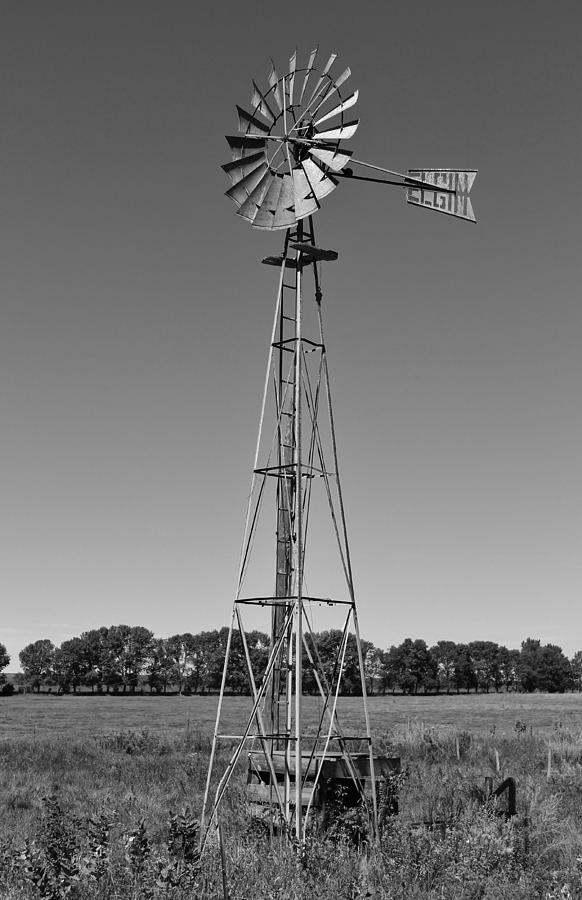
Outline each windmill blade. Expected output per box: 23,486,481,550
270,173,297,229
225,162,268,205
316,119,359,141
236,171,275,222
292,166,320,220
225,134,266,161
308,145,353,172
301,157,338,202
251,175,284,228
306,53,337,107
310,67,351,117
314,90,358,127
251,81,276,125
406,169,478,222
222,151,266,184
287,49,297,106
298,47,318,105
237,106,270,136
268,60,283,111
331,66,350,90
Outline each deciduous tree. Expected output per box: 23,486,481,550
125,626,155,691
364,646,385,695
519,638,542,692
387,639,437,694
146,638,175,694
468,641,501,693
0,642,10,687
519,638,571,693
431,641,458,694
538,644,572,693
453,644,476,693
80,627,110,691
19,639,55,692
571,651,582,692
165,633,197,693
99,625,154,692
53,638,91,693
498,646,520,691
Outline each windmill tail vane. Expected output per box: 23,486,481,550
405,168,477,222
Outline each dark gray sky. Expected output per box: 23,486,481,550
2,1,581,668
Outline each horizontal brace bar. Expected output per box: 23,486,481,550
254,469,309,479
217,734,370,742
272,342,295,353
236,595,353,606
218,734,298,741
272,338,324,349
251,735,371,742
253,466,330,478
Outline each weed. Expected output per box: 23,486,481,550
156,810,201,890
514,720,528,738
18,796,80,900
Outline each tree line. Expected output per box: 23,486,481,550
1,628,581,696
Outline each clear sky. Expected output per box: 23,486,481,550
1,1,581,670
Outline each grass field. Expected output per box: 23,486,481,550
2,693,582,898
2,690,582,741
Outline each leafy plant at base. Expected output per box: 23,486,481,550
19,796,80,899
83,811,114,888
156,810,201,891
123,818,156,900
123,817,149,874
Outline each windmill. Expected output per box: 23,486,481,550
200,48,476,852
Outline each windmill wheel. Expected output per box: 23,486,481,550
222,49,358,230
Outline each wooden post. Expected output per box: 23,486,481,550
546,746,552,781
